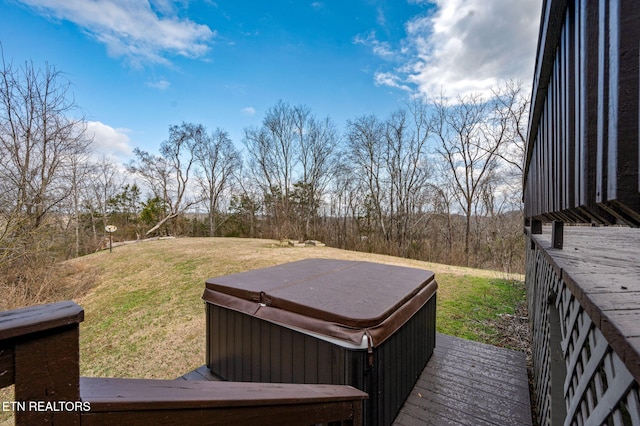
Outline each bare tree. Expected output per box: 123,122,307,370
66,149,93,257
324,153,365,250
428,179,457,263
384,101,432,255
492,80,528,176
492,79,529,212
128,122,202,236
345,115,388,241
295,111,339,240
194,127,241,236
229,177,262,238
432,93,506,266
243,101,299,238
84,156,125,243
0,53,91,307
243,101,338,240
0,55,90,231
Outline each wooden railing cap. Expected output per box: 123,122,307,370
81,377,368,411
0,300,84,341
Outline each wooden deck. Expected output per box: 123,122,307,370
393,334,531,426
527,225,640,424
180,333,532,426
530,225,640,383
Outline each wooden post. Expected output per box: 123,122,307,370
0,301,84,426
552,221,564,249
14,326,81,425
531,219,543,234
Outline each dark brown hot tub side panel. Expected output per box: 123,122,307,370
204,294,436,426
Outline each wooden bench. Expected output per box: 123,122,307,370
0,301,367,425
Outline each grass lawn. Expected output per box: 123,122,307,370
0,237,525,424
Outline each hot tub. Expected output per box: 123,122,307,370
202,258,437,426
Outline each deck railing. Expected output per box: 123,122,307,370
0,301,367,425
526,231,640,425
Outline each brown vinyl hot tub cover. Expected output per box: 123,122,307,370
202,258,437,347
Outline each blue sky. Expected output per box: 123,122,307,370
1,0,541,161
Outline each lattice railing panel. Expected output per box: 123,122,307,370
526,244,555,426
527,234,640,426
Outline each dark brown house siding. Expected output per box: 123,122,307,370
524,0,640,226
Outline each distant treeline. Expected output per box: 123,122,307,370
1,60,527,307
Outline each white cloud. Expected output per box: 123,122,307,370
146,78,170,90
353,31,395,59
374,72,411,91
17,0,215,66
241,106,256,116
86,121,134,159
375,0,542,99
311,2,325,9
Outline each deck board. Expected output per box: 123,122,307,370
393,333,531,426
180,333,532,425
176,365,222,381
432,343,527,376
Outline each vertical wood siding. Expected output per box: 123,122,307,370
524,0,640,225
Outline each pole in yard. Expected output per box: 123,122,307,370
105,225,117,253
